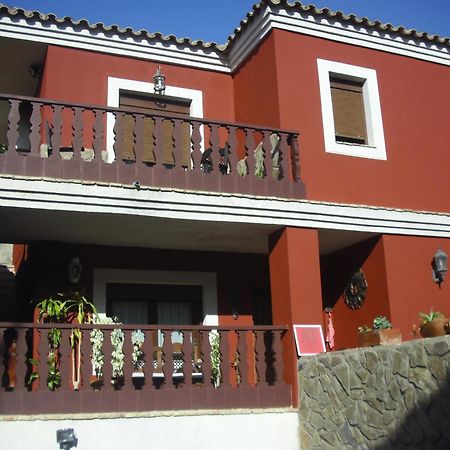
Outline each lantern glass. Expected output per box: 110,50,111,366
153,66,166,95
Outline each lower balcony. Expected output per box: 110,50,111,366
0,93,305,199
0,322,290,415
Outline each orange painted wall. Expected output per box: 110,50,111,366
236,29,450,212
382,235,450,338
39,46,235,123
232,34,280,128
269,227,324,405
321,237,391,350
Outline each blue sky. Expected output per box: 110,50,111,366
4,0,450,43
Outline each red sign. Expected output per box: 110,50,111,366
293,325,326,356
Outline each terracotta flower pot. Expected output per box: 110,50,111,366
420,317,450,338
358,328,402,347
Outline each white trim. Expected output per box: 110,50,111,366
229,7,450,71
1,178,450,238
106,77,204,162
93,268,218,326
1,6,449,78
0,18,229,73
317,59,387,160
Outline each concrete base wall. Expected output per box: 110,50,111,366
0,410,300,450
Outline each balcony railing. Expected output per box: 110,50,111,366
0,322,291,415
0,94,305,198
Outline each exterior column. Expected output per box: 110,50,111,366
269,227,324,406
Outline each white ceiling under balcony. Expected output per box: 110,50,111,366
1,177,448,255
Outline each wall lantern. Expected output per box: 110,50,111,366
153,66,166,95
432,248,448,288
68,257,82,284
56,428,77,449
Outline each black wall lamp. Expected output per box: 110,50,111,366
153,66,166,95
432,248,448,288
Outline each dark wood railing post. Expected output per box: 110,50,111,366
29,102,42,155
161,329,175,389
37,328,48,392
6,99,20,153
59,328,71,390
200,329,212,387
101,329,113,391
181,330,193,385
80,328,92,391
236,329,250,387
218,330,231,388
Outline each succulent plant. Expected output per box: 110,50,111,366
372,316,392,330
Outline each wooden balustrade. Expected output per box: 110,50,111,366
0,322,291,414
0,93,305,199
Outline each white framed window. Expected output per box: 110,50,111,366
106,77,204,162
317,59,386,160
93,268,218,326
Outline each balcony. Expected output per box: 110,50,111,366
0,322,290,415
0,94,305,199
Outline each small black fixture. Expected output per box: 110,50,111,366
56,428,77,449
432,248,448,288
153,66,166,95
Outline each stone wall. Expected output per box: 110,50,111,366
298,335,450,449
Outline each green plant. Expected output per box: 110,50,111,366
418,309,445,325
90,315,125,379
209,331,221,388
373,316,392,330
358,325,372,334
0,143,7,153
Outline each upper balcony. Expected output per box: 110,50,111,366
0,93,305,200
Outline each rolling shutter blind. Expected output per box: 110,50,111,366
330,78,367,144
119,93,191,166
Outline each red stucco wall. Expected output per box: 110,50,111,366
321,237,391,350
383,235,450,338
39,46,235,123
234,29,450,213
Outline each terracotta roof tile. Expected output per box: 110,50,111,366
0,1,448,54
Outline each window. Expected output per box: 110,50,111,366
317,59,386,160
107,77,204,163
119,91,191,166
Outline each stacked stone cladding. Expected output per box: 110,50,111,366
298,335,450,449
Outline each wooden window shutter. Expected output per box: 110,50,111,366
330,78,367,144
119,92,191,166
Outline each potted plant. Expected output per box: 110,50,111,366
358,316,402,347
418,309,450,338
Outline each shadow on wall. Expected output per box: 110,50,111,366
0,264,16,321
298,336,450,449
374,379,450,449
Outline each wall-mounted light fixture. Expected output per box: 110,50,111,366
153,66,166,95
29,64,42,79
68,257,82,284
56,428,77,449
432,248,448,288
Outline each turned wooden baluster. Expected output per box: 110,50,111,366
172,118,183,168
272,330,285,386
122,329,134,387
153,116,164,165
200,330,212,386
278,132,290,181
37,328,49,391
80,329,92,390
29,102,42,155
236,329,249,387
101,329,113,391
190,120,202,172
6,99,20,153
161,330,175,389
113,112,126,162
59,328,70,390
50,105,63,155
7,338,17,389
226,125,237,172
262,130,272,177
218,330,230,388
181,330,193,385
92,109,104,160
208,123,220,170
72,107,84,159
255,330,267,386
289,133,301,181
244,128,255,176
